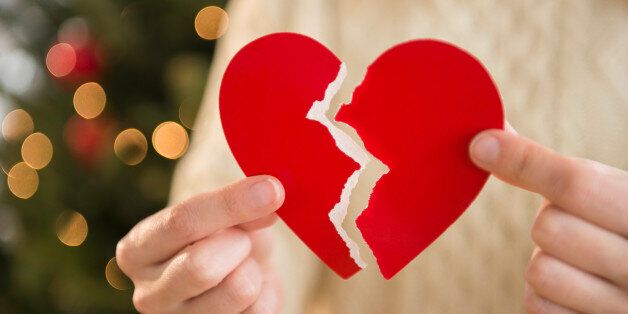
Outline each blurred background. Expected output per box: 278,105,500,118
0,0,228,312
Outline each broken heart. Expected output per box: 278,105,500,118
219,33,503,279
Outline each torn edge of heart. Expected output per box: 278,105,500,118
307,62,388,269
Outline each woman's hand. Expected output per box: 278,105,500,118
116,175,284,314
470,129,628,313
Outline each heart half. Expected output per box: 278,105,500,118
220,33,503,279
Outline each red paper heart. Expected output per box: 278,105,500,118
220,33,503,279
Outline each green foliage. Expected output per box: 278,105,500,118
0,0,226,312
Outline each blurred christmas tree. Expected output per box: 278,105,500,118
0,0,227,312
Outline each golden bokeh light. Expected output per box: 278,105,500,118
194,6,229,40
152,121,189,159
21,132,53,170
2,109,34,141
114,128,148,166
55,210,88,247
46,43,77,77
73,82,106,119
7,162,39,199
105,257,131,290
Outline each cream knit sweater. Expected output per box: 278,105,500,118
169,1,628,313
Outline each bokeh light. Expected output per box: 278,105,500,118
152,121,189,159
55,210,88,247
105,257,131,290
114,128,147,166
0,49,41,96
73,82,106,119
63,115,111,168
46,43,76,77
2,109,34,142
7,162,39,199
194,6,229,40
21,132,53,169
58,17,90,48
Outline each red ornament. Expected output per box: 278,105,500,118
219,33,503,279
46,41,103,84
63,115,111,168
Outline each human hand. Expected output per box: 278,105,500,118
469,129,628,313
116,176,285,314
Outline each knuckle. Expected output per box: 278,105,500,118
523,291,543,314
132,289,155,314
514,144,537,179
531,208,563,249
523,289,558,314
552,158,589,201
184,250,222,290
225,270,261,308
115,238,132,274
166,202,200,241
217,187,244,222
525,253,552,290
248,289,280,314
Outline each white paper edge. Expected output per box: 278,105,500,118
306,62,371,268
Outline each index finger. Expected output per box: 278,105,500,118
469,129,628,235
116,175,284,269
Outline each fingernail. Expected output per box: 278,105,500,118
470,134,500,164
249,178,281,207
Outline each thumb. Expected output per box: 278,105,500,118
469,128,628,237
468,129,575,202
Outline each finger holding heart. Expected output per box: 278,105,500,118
116,176,285,313
470,129,628,313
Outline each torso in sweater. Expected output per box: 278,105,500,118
170,1,628,313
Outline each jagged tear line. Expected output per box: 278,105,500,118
306,62,370,268
336,68,391,274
